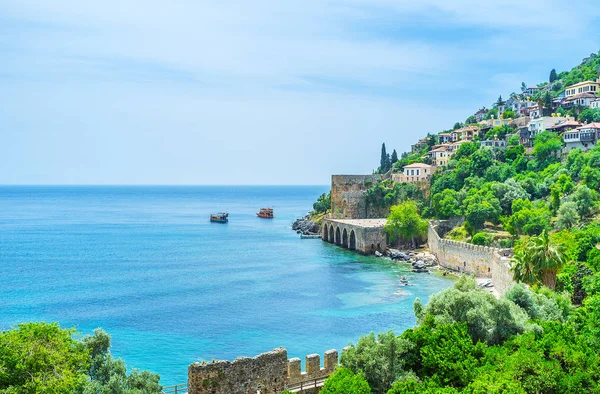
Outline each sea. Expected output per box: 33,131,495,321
0,186,454,386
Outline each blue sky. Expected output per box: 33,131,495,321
1,0,599,185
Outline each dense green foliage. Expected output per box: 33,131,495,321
385,201,427,247
365,180,422,211
329,277,600,394
0,323,161,394
316,50,600,394
320,368,372,394
312,192,331,214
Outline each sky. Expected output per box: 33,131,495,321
1,1,600,185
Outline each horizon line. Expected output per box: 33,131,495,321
0,184,331,187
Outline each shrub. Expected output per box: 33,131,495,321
321,367,372,394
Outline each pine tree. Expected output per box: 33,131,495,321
391,150,398,164
549,69,557,83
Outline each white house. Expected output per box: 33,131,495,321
392,163,435,183
564,123,600,152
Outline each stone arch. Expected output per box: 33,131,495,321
335,227,342,246
342,228,348,248
328,225,334,243
349,230,356,250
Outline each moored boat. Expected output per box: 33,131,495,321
257,207,274,219
210,212,229,223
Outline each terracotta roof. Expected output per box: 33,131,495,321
547,120,582,130
577,122,600,130
564,92,597,101
403,163,432,168
430,147,449,153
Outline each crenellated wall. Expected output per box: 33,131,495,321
428,220,516,296
188,348,338,394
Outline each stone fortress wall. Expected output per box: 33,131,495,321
188,348,338,394
428,220,516,296
322,218,387,254
330,175,383,219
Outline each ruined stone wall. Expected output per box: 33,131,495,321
491,251,517,296
188,348,338,394
188,348,288,394
428,221,516,296
357,227,387,254
331,175,382,219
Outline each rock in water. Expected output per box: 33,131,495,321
292,215,322,236
375,251,383,257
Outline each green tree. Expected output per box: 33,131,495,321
0,322,90,393
313,192,331,214
569,184,598,217
415,277,530,345
432,189,461,219
380,143,391,173
385,201,427,248
462,191,501,233
521,82,527,92
555,201,580,230
501,109,515,119
549,68,557,83
511,230,568,289
533,131,563,169
321,368,372,394
341,332,411,394
391,150,398,165
82,329,162,394
485,108,498,120
578,108,600,123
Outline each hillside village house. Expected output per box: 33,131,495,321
438,133,452,144
529,105,542,119
489,117,512,127
563,92,597,108
451,126,478,142
564,79,600,97
411,137,429,153
430,146,451,167
520,116,567,147
524,85,540,96
474,108,487,122
564,123,600,152
480,137,507,148
547,119,581,134
591,98,600,109
392,163,435,183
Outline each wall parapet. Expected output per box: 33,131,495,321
428,220,516,296
188,348,338,394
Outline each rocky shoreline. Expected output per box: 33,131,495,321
291,215,321,236
376,248,439,273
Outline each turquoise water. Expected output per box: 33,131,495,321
0,186,454,386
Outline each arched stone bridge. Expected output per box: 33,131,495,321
322,218,387,254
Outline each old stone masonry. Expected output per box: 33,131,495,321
188,348,338,394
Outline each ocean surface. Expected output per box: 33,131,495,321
0,186,454,386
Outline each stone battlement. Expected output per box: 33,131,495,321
428,220,516,296
188,348,338,394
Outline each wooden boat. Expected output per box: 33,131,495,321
257,207,274,219
210,212,229,223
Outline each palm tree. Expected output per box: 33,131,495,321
510,230,567,289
